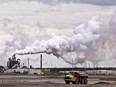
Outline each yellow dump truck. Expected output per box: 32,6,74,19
64,71,88,84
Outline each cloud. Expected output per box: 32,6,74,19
0,0,115,66
80,0,116,6
0,0,116,8
17,0,116,6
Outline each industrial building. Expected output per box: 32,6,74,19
1,54,116,75
0,66,4,73
7,54,21,69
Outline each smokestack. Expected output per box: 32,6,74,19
40,54,42,69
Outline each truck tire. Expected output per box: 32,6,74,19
72,78,79,84
76,78,79,84
80,78,85,84
72,82,76,84
65,81,70,84
84,79,88,84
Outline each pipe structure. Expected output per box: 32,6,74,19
15,51,45,55
15,53,43,69
28,58,29,74
40,54,42,69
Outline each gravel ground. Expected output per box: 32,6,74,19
0,75,116,87
0,81,116,87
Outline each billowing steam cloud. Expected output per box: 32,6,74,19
0,18,30,64
0,15,46,66
16,16,102,65
108,11,116,59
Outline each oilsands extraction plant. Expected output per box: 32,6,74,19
0,54,115,75
7,54,21,69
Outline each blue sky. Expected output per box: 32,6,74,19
0,0,116,67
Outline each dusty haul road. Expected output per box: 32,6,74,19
0,75,116,87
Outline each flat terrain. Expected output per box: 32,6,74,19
0,75,116,87
0,81,116,87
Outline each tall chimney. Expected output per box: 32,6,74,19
40,54,42,69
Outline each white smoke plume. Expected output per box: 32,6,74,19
16,16,102,65
0,18,30,64
0,15,46,66
108,11,116,59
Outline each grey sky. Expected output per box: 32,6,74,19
0,0,116,67
1,0,116,6
0,0,116,6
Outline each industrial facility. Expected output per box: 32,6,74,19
7,54,21,69
0,54,115,75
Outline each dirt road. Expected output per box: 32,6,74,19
0,81,116,87
0,75,116,87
